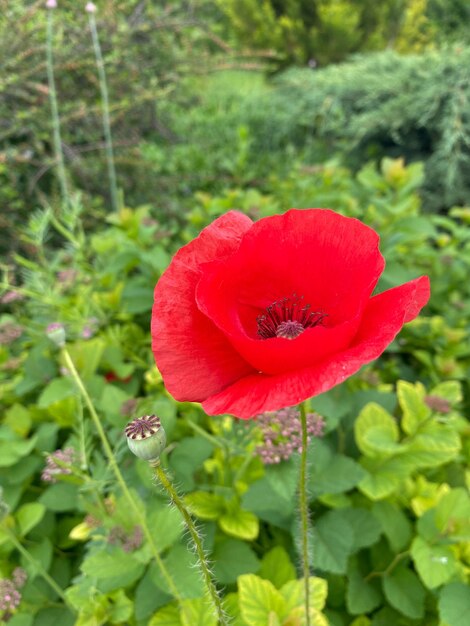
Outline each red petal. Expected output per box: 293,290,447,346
151,211,255,401
201,276,430,418
196,209,384,375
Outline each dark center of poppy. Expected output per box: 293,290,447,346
256,295,326,340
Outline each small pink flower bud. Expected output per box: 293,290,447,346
46,0,57,8
85,2,97,12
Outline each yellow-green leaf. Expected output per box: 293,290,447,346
238,574,287,626
220,508,259,540
355,403,400,458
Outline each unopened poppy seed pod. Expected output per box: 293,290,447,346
125,415,166,464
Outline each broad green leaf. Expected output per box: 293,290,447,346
340,508,381,551
238,574,287,626
212,538,260,584
310,441,366,496
346,558,382,615
312,510,354,573
37,378,76,408
397,380,430,435
148,603,181,626
439,582,470,626
434,488,470,537
134,567,171,621
280,576,328,612
405,424,461,468
372,502,412,551
66,338,106,378
16,503,46,536
81,548,144,584
169,437,214,491
0,427,37,467
382,567,425,619
39,483,78,512
147,505,183,553
219,507,259,540
359,454,415,500
181,597,218,626
108,590,133,624
430,381,462,405
355,403,400,458
185,492,226,521
411,537,458,589
4,404,31,437
259,546,296,589
154,544,205,599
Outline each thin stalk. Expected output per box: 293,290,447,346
299,401,311,626
46,9,69,206
88,11,119,212
153,463,228,626
6,530,73,611
61,347,182,607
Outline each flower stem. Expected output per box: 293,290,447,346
88,12,119,213
5,529,73,612
46,9,69,207
61,347,182,607
299,401,311,626
153,462,228,626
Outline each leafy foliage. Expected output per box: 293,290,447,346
1,157,469,625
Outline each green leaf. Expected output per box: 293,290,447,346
181,598,218,626
184,492,226,521
39,483,78,512
382,567,425,619
411,536,457,589
0,432,37,467
147,505,183,553
310,441,366,496
148,603,181,626
434,488,470,537
430,381,462,405
108,589,133,624
359,454,415,500
66,338,106,379
153,544,205,599
169,436,214,491
372,502,411,551
439,583,470,626
405,423,461,468
16,503,46,536
238,574,287,626
37,378,76,408
4,404,31,437
258,546,296,589
212,538,260,584
341,508,381,551
397,380,430,435
280,576,328,612
81,548,144,590
346,558,382,615
219,507,259,541
355,403,400,457
312,510,354,574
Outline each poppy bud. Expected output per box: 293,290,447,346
46,322,66,348
125,415,166,464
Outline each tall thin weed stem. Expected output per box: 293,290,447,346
46,6,70,206
86,5,119,212
61,347,183,609
299,401,311,626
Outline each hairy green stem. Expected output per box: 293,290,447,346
46,10,69,206
6,530,73,611
61,347,182,607
88,12,119,212
299,401,311,626
153,462,228,625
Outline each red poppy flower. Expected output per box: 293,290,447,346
151,209,430,419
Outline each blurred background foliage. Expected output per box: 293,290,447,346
1,1,470,625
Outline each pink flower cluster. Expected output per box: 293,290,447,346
108,525,143,552
255,407,325,464
0,569,27,621
41,447,76,483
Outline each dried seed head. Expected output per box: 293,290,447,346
125,415,166,464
